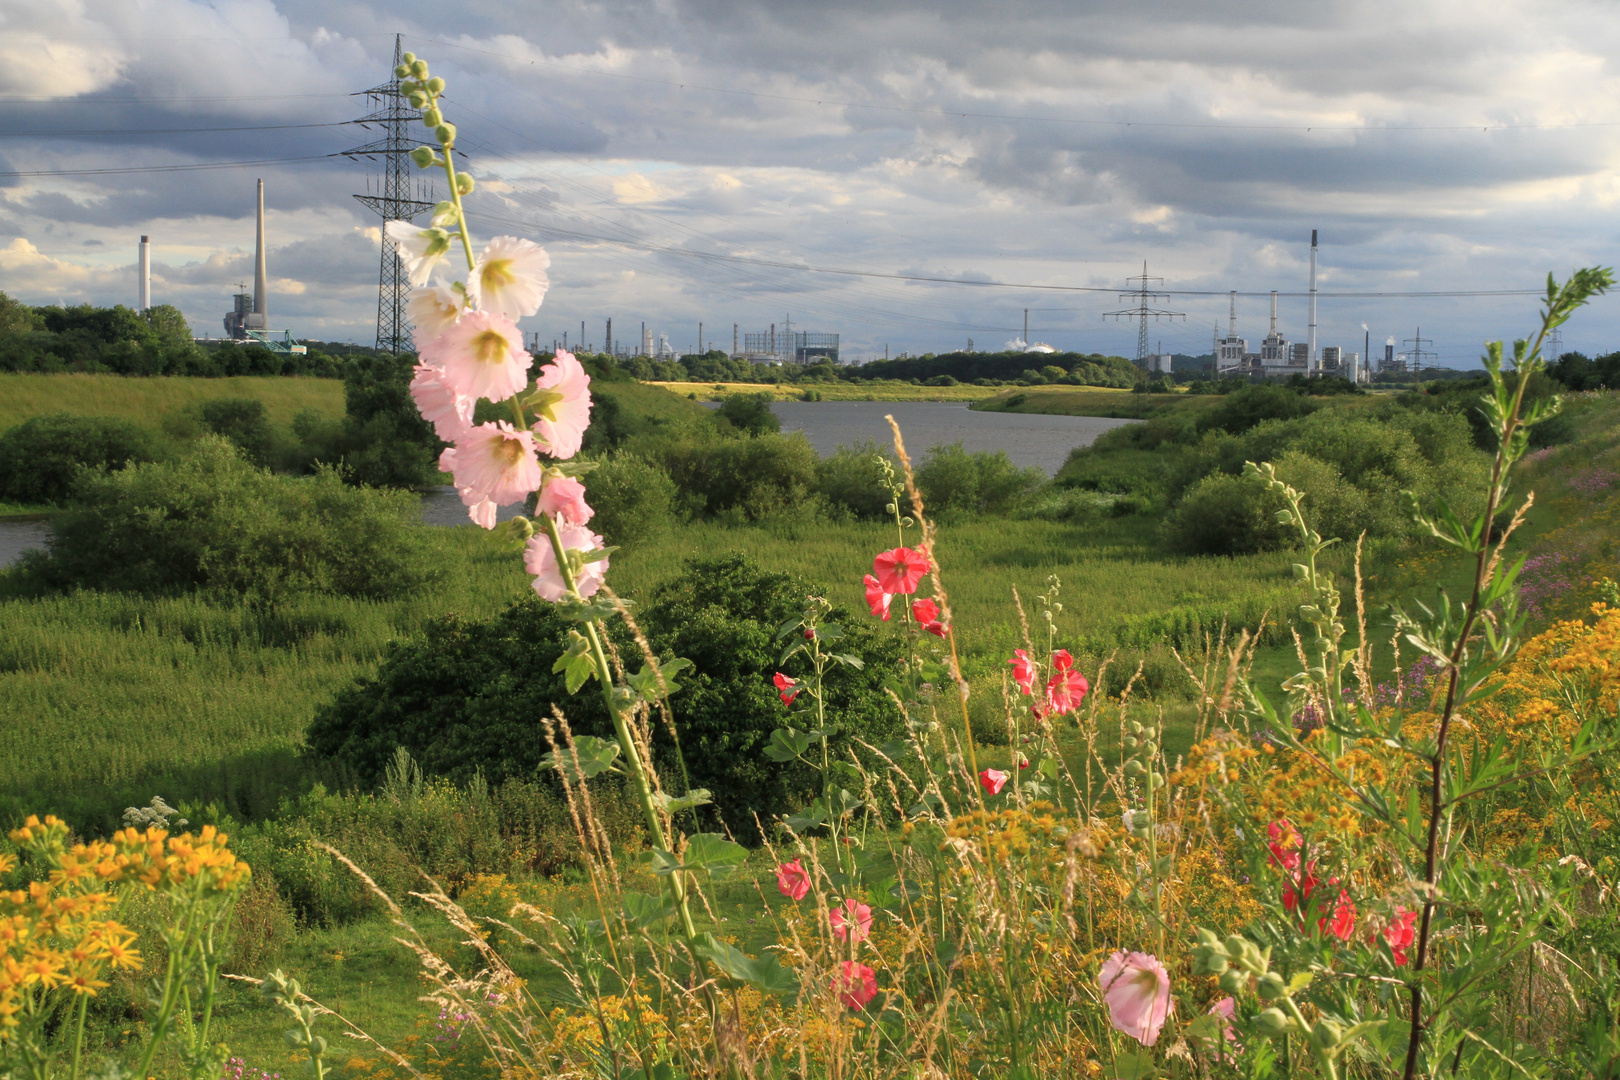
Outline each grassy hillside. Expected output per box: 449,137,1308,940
970,385,1208,418
0,373,345,429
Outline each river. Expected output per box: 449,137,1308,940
0,402,1133,561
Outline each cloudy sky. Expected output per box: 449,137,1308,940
3,0,1619,364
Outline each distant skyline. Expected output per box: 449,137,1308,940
3,0,1620,365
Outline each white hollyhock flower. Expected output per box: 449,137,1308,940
386,221,454,287
408,283,464,349
465,236,550,320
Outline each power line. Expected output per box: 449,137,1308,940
0,154,337,178
0,122,352,138
422,37,1620,136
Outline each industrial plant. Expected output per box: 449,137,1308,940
219,179,305,355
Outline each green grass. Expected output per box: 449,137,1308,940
0,373,346,430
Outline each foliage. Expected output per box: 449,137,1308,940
291,354,441,488
21,436,431,603
1161,469,1294,555
715,391,782,435
197,397,279,468
913,442,1045,516
850,348,1138,385
583,453,680,546
0,412,162,504
658,432,821,520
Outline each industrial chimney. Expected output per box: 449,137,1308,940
249,178,267,331
1307,229,1318,376
137,236,150,312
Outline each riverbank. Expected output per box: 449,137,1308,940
648,379,1002,402
0,372,346,429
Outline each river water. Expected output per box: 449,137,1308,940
0,402,1133,562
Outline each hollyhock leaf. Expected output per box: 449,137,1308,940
785,802,829,834
626,656,693,701
829,653,865,669
681,833,749,879
550,631,596,693
1038,756,1060,780
826,788,865,818
539,735,620,781
620,892,674,929
653,788,712,814
775,617,806,640
764,727,812,763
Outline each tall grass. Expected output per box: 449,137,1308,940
0,373,344,429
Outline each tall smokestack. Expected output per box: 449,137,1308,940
253,178,267,322
1228,290,1236,340
1307,229,1318,376
1269,290,1278,335
137,236,150,312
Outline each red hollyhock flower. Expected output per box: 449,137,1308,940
979,768,1010,795
1281,863,1319,913
872,547,929,595
1267,819,1303,872
1384,908,1418,966
835,961,877,1009
862,574,893,621
1008,649,1036,694
773,672,799,705
1051,648,1075,672
1320,888,1356,941
911,598,949,637
774,859,810,901
1045,668,1090,715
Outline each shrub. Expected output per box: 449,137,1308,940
23,436,431,602
0,413,162,504
924,374,958,386
197,397,278,467
1161,470,1293,555
306,554,902,839
716,392,781,435
915,443,1044,516
660,432,819,520
814,441,892,519
585,454,680,546
1197,383,1317,434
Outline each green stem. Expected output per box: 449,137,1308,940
538,513,699,941
69,991,87,1080
434,121,477,271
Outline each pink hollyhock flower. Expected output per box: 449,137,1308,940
863,574,893,621
834,961,877,1009
522,522,608,602
1267,819,1303,872
773,672,799,705
441,423,542,509
1384,908,1418,966
1045,667,1090,715
536,475,593,525
1210,996,1241,1053
775,859,810,901
1008,649,1036,694
407,283,463,346
979,769,1009,796
465,236,551,320
528,349,593,460
829,899,873,943
1320,887,1357,941
422,309,533,403
911,597,949,636
1099,951,1174,1047
872,546,929,595
385,221,452,286
410,365,474,442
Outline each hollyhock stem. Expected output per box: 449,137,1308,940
438,141,477,272
538,512,699,942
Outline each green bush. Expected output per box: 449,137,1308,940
0,413,162,504
306,554,902,840
1161,470,1293,556
196,397,278,467
915,443,1044,516
716,392,781,436
660,432,819,520
21,436,430,602
585,454,680,546
814,441,892,519
1197,384,1318,435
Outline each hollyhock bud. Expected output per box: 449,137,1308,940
1099,951,1174,1047
422,106,443,127
435,122,456,145
456,172,475,195
536,474,593,525
410,145,436,168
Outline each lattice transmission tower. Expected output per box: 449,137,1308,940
1103,262,1185,366
343,35,436,354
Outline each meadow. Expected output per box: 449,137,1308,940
0,372,345,430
